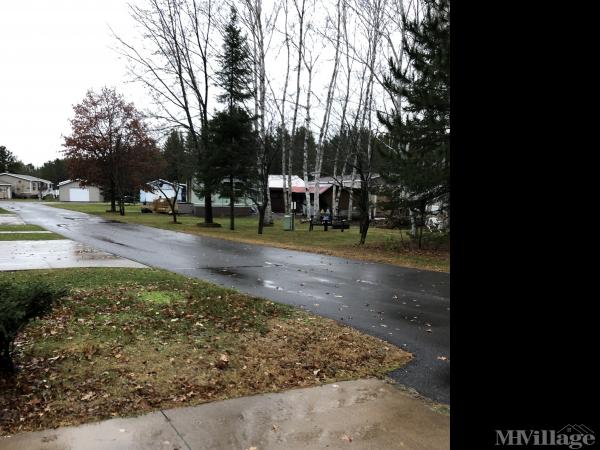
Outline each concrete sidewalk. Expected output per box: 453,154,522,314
0,379,449,450
0,239,147,271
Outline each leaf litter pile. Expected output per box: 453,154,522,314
0,268,411,436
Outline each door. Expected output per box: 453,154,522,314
69,188,89,201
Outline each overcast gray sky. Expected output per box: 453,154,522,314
0,0,393,168
0,0,149,166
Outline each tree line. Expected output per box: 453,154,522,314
110,0,449,244
48,0,449,245
0,146,68,188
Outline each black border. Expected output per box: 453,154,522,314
452,1,599,448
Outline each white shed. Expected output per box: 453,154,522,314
58,180,103,202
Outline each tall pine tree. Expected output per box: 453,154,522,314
379,0,450,247
211,7,256,230
216,7,253,112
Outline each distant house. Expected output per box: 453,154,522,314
268,175,306,214
58,180,103,202
306,174,384,218
140,179,187,204
0,173,54,199
187,179,256,217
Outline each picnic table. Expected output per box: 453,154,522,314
309,215,350,232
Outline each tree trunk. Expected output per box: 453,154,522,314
109,179,116,212
409,208,417,237
358,180,370,244
282,142,288,215
347,153,357,220
229,175,235,230
265,186,273,225
302,65,312,218
258,204,265,234
204,193,213,223
359,215,370,245
171,202,178,224
170,187,179,224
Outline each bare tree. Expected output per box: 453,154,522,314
347,0,388,244
279,0,291,215
301,53,314,217
288,0,307,213
114,0,218,224
241,0,281,232
312,0,342,220
331,0,352,217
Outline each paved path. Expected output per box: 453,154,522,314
0,239,147,270
0,379,449,450
4,202,450,404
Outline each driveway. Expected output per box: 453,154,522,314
4,202,450,404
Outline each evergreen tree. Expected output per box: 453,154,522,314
379,0,450,247
216,7,253,112
0,146,18,173
37,158,68,186
210,7,256,230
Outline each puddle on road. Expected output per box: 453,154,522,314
205,267,245,278
62,216,87,221
95,236,128,247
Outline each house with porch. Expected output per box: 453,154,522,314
306,174,385,219
268,175,306,214
0,173,54,199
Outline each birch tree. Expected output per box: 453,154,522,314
241,0,281,232
301,53,314,217
288,0,307,213
312,0,342,220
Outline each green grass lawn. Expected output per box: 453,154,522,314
0,268,411,435
47,202,450,272
0,207,11,214
0,224,46,231
0,224,64,241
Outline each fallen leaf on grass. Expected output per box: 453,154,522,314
215,354,229,369
81,392,95,401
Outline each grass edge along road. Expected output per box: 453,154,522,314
0,224,64,241
45,202,449,272
0,267,411,436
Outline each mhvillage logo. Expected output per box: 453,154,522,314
495,425,596,449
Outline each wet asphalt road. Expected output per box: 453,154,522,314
5,202,450,404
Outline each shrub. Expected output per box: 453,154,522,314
0,281,66,373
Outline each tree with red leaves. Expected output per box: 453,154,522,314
63,87,163,215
